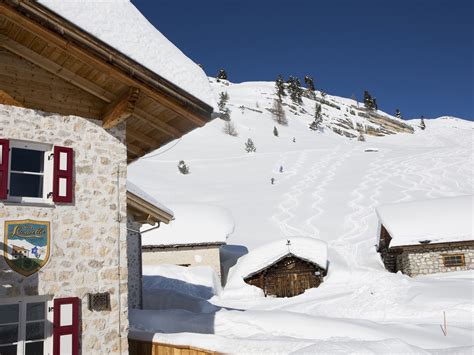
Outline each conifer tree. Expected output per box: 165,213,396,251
286,76,303,104
309,103,323,131
245,138,256,153
217,69,228,80
357,132,366,142
275,75,286,99
364,90,377,110
420,116,426,130
304,76,315,91
273,126,279,137
217,92,231,121
272,99,288,126
395,109,402,119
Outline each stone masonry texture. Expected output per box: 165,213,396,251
0,105,129,354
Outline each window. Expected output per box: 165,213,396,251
0,296,52,355
7,141,52,204
442,254,465,267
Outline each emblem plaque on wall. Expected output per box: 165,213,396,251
3,219,51,276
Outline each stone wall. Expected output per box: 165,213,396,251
0,105,129,354
142,245,222,282
396,245,474,277
127,218,142,310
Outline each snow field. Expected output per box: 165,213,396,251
129,80,474,353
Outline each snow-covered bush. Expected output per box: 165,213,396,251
245,138,256,153
177,160,190,174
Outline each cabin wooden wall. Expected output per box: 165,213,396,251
245,256,324,298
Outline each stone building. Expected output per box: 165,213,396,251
376,195,474,277
142,204,233,282
0,1,213,354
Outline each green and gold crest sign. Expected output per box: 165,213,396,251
3,220,51,276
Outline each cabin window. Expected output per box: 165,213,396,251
0,296,52,355
8,140,53,204
442,254,465,267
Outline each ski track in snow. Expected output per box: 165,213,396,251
270,147,346,237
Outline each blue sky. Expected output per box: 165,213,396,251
132,0,473,120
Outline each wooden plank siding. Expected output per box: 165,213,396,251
245,256,325,298
129,339,221,355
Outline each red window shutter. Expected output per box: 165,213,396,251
0,139,9,200
53,146,74,203
53,297,80,355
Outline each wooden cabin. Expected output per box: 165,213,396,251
229,237,328,298
244,254,325,297
376,196,474,276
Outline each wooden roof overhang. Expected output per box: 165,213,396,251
0,0,214,163
127,190,174,226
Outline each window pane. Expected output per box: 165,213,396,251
27,303,45,322
0,305,19,324
11,148,44,173
0,344,18,355
9,173,43,198
0,324,18,344
25,341,44,355
25,322,44,341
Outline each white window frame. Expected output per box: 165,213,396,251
0,295,53,355
7,140,53,205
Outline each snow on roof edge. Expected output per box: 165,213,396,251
376,195,474,247
126,181,174,217
37,0,216,109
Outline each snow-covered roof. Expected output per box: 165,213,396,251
228,237,328,283
38,0,215,108
141,204,234,247
376,195,474,248
126,181,174,218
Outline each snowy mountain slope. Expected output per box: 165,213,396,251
128,80,474,353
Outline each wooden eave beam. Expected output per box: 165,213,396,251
0,33,182,138
0,89,24,107
0,3,212,127
102,87,140,129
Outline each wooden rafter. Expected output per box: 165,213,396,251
127,126,162,148
102,87,140,129
0,33,181,138
0,34,113,102
133,108,181,138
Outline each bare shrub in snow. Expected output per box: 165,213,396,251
177,160,190,174
223,120,238,137
272,99,288,126
245,138,256,153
